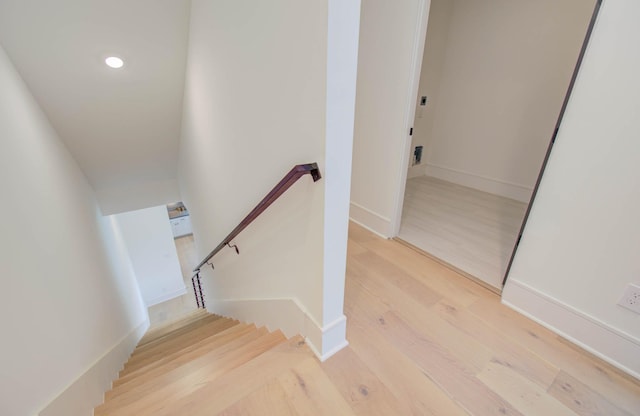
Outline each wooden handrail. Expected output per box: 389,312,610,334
193,163,322,273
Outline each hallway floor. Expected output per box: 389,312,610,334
100,223,640,415
399,176,527,290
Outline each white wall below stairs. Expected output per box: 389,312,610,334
0,45,148,416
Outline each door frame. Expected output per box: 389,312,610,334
390,0,604,288
390,0,431,237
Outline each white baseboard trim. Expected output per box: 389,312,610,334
424,164,533,203
207,298,348,361
305,314,349,362
349,202,392,238
146,287,188,307
38,318,149,416
502,279,640,380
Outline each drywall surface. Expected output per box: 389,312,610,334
424,0,593,201
0,46,147,416
0,0,191,205
178,0,355,357
321,0,361,356
408,0,453,179
114,206,186,306
351,0,424,236
503,0,640,377
95,178,181,216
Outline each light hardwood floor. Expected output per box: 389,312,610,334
344,223,639,415
399,176,528,290
99,222,640,415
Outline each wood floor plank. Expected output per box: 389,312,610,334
360,237,489,307
378,310,524,416
554,336,640,415
278,357,357,416
399,176,527,289
469,296,640,413
343,264,392,326
432,298,559,389
218,379,298,416
352,249,443,307
549,371,634,416
350,254,492,374
348,221,381,245
346,314,468,416
321,347,406,415
478,360,578,416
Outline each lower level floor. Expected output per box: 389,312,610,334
400,175,527,290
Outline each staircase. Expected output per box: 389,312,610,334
94,310,314,415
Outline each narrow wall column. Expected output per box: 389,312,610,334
318,0,361,360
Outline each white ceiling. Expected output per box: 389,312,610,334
0,0,191,191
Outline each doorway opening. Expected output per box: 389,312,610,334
146,201,200,325
112,202,200,327
396,0,600,291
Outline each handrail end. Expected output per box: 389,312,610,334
311,168,321,182
307,162,322,182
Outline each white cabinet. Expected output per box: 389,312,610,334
170,216,192,238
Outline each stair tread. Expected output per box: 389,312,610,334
95,329,288,415
133,313,221,353
112,322,255,388
138,309,209,345
122,317,238,374
108,324,266,397
127,314,226,362
152,335,313,416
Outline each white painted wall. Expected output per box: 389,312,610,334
351,0,426,237
114,206,186,306
95,179,181,216
423,0,593,202
351,0,593,237
321,0,361,358
0,0,191,208
178,0,358,359
408,0,454,179
503,0,640,378
0,46,147,416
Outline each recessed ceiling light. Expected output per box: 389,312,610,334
105,56,124,69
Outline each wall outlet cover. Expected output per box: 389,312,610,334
617,283,640,314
